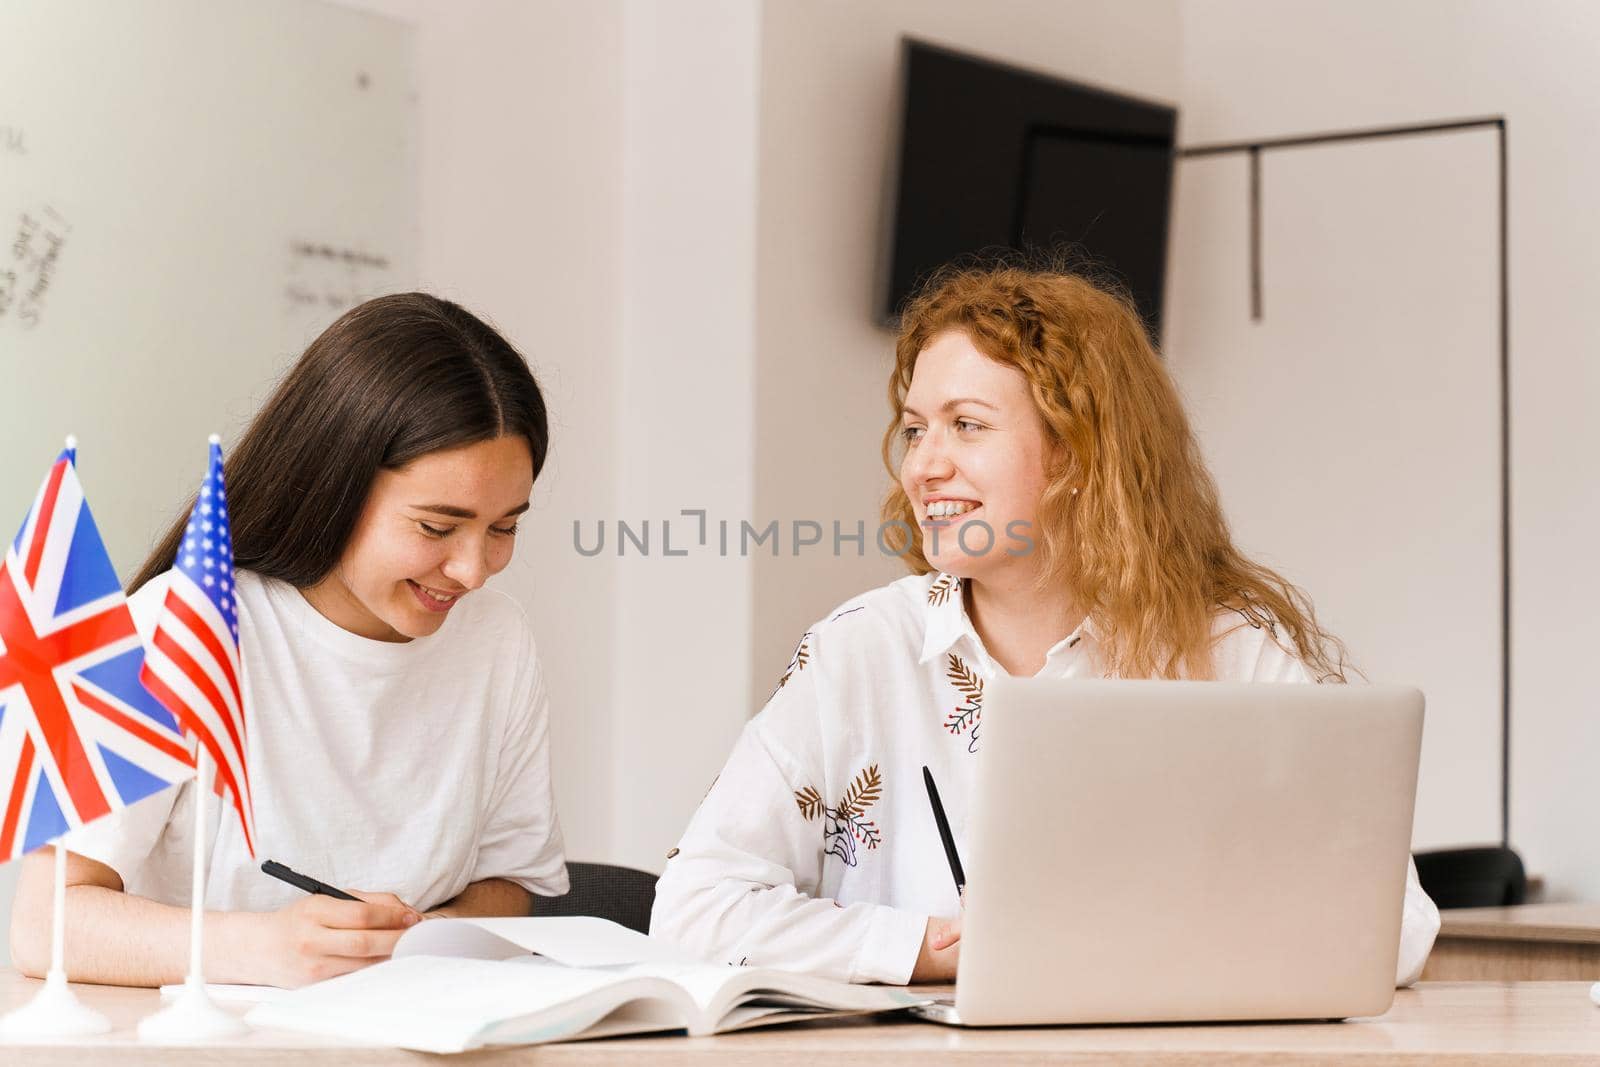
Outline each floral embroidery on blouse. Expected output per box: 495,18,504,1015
944,652,984,754
795,764,883,867
927,572,959,607
775,631,812,691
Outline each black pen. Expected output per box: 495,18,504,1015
922,765,966,896
261,859,360,901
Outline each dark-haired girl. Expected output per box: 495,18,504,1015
10,294,568,988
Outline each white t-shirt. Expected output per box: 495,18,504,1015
64,568,568,912
651,571,1440,986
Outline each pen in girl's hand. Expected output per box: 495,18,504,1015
260,859,360,901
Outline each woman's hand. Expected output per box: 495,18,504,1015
910,914,962,982
233,891,421,988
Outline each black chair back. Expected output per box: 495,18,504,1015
529,861,659,934
1413,846,1527,909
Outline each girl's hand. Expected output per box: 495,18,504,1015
238,891,421,988
910,914,962,982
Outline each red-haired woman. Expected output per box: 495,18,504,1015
651,267,1439,985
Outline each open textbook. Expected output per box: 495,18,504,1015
243,916,930,1053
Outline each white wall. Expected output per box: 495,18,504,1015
1169,0,1600,899
612,0,760,870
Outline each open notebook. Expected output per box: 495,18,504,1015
243,916,929,1052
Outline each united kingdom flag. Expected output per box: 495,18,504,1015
0,445,194,862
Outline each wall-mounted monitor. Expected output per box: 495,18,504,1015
885,40,1177,339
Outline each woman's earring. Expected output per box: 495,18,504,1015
1070,487,1080,496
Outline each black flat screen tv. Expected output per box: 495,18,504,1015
885,40,1178,340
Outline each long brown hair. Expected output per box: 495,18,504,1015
131,293,548,592
881,265,1349,681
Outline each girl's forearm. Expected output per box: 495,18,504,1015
12,879,261,988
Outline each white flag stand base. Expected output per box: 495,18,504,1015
0,970,112,1038
136,978,247,1042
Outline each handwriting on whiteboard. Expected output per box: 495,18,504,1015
284,239,393,314
1,206,69,329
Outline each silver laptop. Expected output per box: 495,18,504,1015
922,678,1423,1027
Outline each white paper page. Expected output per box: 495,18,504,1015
486,996,689,1045
615,961,755,1011
621,961,927,1019
389,918,533,962
246,955,637,1053
394,916,695,967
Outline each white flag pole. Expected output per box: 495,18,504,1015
187,751,207,978
137,749,247,1041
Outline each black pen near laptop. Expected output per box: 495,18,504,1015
922,765,966,897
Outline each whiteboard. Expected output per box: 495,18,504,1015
0,0,417,570
0,0,416,959
1167,130,1501,851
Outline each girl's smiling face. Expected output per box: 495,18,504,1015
898,330,1053,582
302,435,533,641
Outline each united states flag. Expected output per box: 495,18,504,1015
0,445,195,862
140,437,257,856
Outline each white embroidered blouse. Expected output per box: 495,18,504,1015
650,571,1440,986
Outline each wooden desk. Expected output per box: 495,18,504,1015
1,972,1599,1064
1422,904,1600,981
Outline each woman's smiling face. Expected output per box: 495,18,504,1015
302,435,533,642
898,330,1053,582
